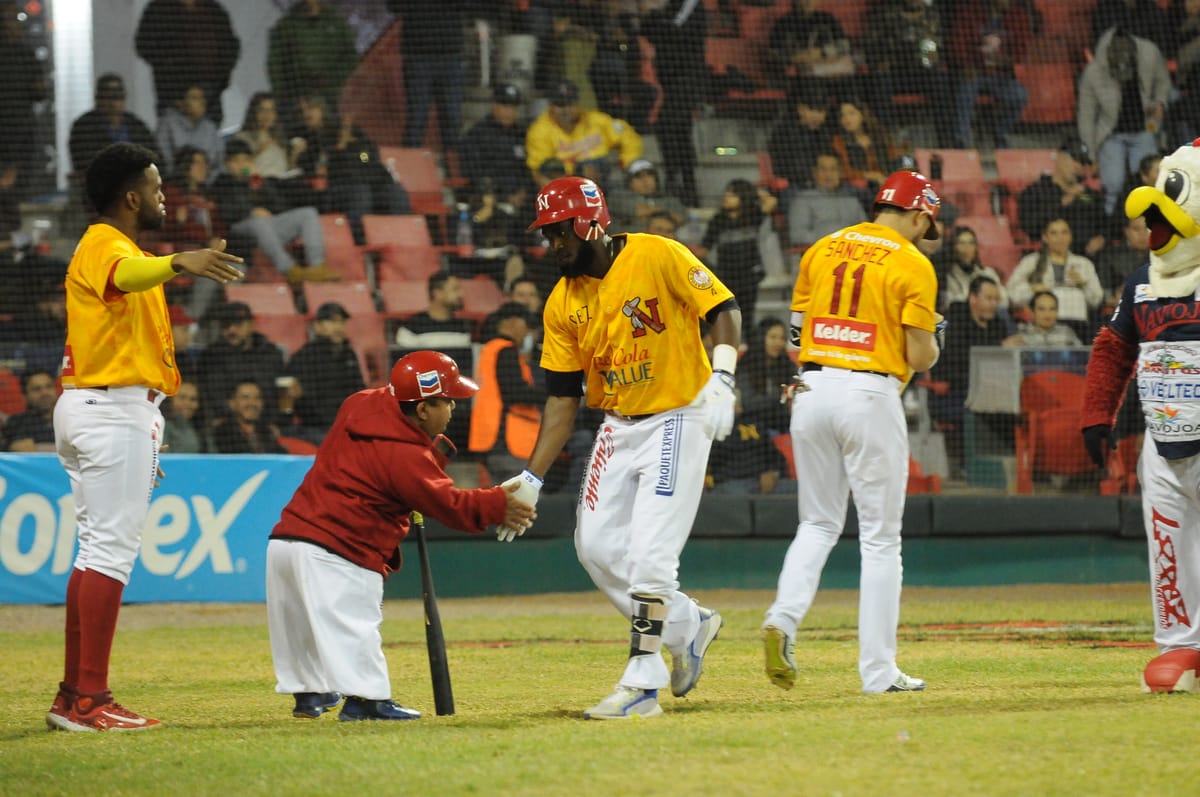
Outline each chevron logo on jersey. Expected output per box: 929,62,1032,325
417,369,442,397
581,183,602,207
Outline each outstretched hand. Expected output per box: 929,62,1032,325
173,240,245,284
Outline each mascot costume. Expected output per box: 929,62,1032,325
1082,139,1200,692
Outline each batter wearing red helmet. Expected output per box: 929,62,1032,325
507,176,742,719
265,351,536,722
762,170,942,695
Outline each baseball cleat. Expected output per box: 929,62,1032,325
671,607,723,697
338,697,422,721
60,691,162,732
45,682,76,731
1141,649,1200,693
763,625,796,690
885,673,927,692
583,686,663,720
293,691,343,718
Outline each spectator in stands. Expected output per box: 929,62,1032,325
1093,0,1171,54
293,93,411,246
468,302,543,478
767,0,855,81
196,301,289,428
506,276,543,318
699,179,779,329
1078,28,1171,217
928,275,1020,463
388,0,467,151
10,278,66,347
2,369,56,451
830,97,899,193
211,380,288,454
534,157,568,190
68,74,156,175
1095,213,1151,309
736,316,794,435
162,146,221,250
639,0,708,206
787,153,868,249
645,208,681,239
767,82,833,197
1014,290,1083,347
864,0,956,148
1017,137,1108,257
936,225,1010,311
267,0,358,127
607,159,687,234
284,302,366,445
155,85,223,180
394,273,474,350
162,380,205,454
948,0,1031,149
212,139,335,285
525,80,643,187
461,83,534,209
589,4,657,130
232,93,316,210
135,0,239,123
1007,217,1104,340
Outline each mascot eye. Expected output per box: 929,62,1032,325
1164,169,1190,204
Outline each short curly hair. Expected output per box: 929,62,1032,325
85,142,158,215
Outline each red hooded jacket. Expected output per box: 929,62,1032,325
270,387,508,575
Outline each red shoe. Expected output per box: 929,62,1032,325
1142,649,1200,693
45,682,76,731
64,691,162,732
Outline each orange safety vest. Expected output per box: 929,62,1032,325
468,337,541,459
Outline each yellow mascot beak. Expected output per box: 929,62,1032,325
1126,186,1200,254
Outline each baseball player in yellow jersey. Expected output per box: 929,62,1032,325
46,142,244,733
763,171,943,695
509,176,741,719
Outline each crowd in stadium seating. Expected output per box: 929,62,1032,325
4,0,1196,493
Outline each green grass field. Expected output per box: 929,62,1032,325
0,584,1190,797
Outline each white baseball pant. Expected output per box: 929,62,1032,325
575,404,711,690
266,539,392,700
54,386,165,585
764,367,909,693
1137,436,1200,652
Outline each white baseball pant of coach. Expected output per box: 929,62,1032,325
575,404,711,691
1137,436,1200,651
54,386,165,584
266,539,392,701
764,367,909,693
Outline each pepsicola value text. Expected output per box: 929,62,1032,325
0,471,268,577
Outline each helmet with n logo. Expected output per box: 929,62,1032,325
874,170,941,240
528,176,611,241
389,351,478,401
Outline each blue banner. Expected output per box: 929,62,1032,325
0,454,314,604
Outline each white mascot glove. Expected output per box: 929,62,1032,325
697,343,739,442
497,469,542,542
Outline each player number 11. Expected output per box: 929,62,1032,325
829,261,866,317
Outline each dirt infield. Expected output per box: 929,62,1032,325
0,583,1146,633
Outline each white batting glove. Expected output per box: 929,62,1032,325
697,370,737,441
497,470,542,542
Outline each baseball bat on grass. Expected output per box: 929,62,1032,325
412,511,455,716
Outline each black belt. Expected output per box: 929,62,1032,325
607,411,655,422
77,386,161,403
801,362,891,379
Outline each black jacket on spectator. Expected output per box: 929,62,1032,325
196,332,286,425
68,110,157,173
767,122,832,192
286,336,366,433
211,173,287,225
2,409,54,450
1017,176,1108,254
211,418,286,455
931,301,1011,395
461,115,532,198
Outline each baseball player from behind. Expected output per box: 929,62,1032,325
47,142,244,732
510,175,742,720
763,170,942,694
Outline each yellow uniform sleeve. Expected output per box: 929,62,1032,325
112,255,179,293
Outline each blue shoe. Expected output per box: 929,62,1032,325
292,692,342,719
671,607,723,697
337,697,421,721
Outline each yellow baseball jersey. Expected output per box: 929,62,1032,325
541,233,734,415
792,222,937,380
60,223,180,395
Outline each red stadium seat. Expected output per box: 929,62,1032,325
253,315,309,356
224,283,298,316
318,213,370,282
1014,370,1094,493
379,280,430,318
277,435,319,455
362,214,445,283
772,433,796,480
1016,63,1078,125
362,214,434,248
1035,0,1096,53
913,148,986,185
377,147,451,240
954,214,1024,278
993,149,1057,196
818,0,866,40
638,36,664,127
376,246,443,283
459,277,506,321
907,456,942,494
345,314,390,387
0,368,26,416
301,281,377,318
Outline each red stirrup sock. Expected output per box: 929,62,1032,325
62,567,84,687
76,569,126,695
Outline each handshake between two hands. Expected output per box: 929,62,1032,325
496,470,541,542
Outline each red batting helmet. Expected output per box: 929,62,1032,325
527,176,611,241
874,171,941,240
389,351,479,402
